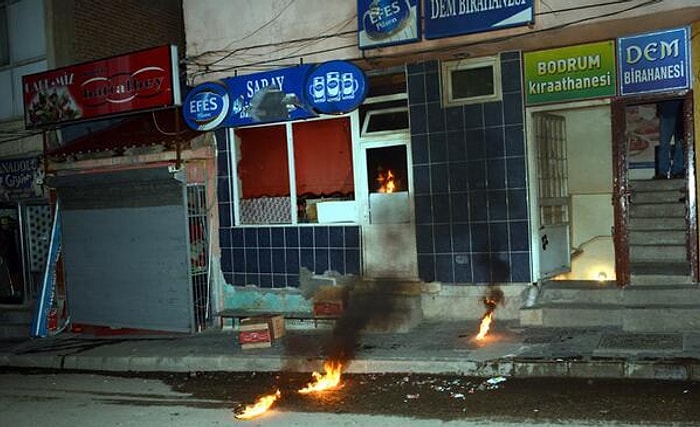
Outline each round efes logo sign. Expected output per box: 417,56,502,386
182,81,230,131
362,0,412,40
305,61,368,115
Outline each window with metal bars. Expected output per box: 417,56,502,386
534,113,569,226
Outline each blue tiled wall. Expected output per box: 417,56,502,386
408,52,531,284
215,129,361,288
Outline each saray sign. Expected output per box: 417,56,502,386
22,45,181,129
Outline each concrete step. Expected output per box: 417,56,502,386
520,304,622,327
623,305,700,332
630,245,686,262
630,178,685,192
632,190,685,204
629,230,685,245
520,303,700,331
534,283,700,305
629,217,685,231
0,323,30,339
630,274,692,286
630,203,685,218
0,306,33,323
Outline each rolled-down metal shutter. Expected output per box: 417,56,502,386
50,167,194,333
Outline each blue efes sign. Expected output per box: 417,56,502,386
618,27,690,96
358,0,420,49
306,61,368,114
182,82,230,131
182,61,368,130
222,64,316,127
425,0,534,40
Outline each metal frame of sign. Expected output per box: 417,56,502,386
358,0,421,49
618,26,691,96
424,0,534,40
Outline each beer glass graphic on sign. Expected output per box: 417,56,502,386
326,71,341,102
341,72,357,99
311,76,326,102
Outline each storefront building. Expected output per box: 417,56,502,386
182,1,700,327
2,0,193,337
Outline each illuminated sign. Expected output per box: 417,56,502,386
358,0,420,49
425,0,534,40
23,45,180,129
524,41,617,106
618,27,690,96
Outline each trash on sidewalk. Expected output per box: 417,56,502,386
486,376,507,385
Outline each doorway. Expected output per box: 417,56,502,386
611,93,696,285
0,201,51,305
528,101,615,283
360,139,418,279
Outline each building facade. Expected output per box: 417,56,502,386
182,0,700,329
1,0,195,336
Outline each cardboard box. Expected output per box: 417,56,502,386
313,286,346,318
238,319,271,349
266,314,286,339
238,314,285,349
313,301,344,317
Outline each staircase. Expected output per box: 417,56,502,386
629,178,690,285
519,178,700,332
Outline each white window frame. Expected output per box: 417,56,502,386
230,112,361,227
441,55,502,107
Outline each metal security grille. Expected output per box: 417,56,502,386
534,113,569,226
187,183,210,332
22,203,52,300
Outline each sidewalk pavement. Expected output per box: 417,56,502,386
2,320,700,381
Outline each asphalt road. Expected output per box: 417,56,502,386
0,368,699,426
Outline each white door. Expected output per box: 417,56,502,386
359,139,418,279
533,112,571,279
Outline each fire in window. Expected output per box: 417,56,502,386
366,145,410,224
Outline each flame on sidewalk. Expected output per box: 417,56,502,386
474,286,504,341
234,390,281,420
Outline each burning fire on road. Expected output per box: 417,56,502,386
233,389,281,420
474,286,504,342
298,360,344,394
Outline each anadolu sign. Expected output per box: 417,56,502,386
618,27,690,96
523,40,617,106
182,60,368,130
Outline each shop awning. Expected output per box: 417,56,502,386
46,108,201,160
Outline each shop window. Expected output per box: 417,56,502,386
293,118,354,223
360,94,409,137
235,125,291,225
441,56,502,107
233,117,355,225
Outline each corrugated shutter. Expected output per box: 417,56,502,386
51,167,194,333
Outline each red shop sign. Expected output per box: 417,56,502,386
23,45,181,129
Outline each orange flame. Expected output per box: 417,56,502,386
234,390,281,420
298,360,343,394
377,169,396,193
475,311,494,341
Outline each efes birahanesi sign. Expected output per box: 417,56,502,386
524,41,617,106
358,0,421,49
183,61,368,131
22,45,180,129
618,27,690,96
425,0,534,40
